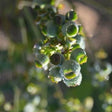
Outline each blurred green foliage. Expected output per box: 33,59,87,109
0,0,112,112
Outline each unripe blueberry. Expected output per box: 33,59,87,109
46,20,57,38
35,54,49,68
74,35,85,49
63,72,82,87
48,66,63,83
54,14,65,25
62,21,78,37
66,10,78,21
50,53,64,65
62,60,81,80
70,48,87,64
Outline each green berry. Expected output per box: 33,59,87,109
64,71,76,80
62,60,81,80
50,53,64,65
67,25,77,37
66,10,78,21
54,14,65,25
62,21,78,37
75,35,85,49
46,20,57,38
70,48,87,64
48,66,63,83
63,73,82,87
35,54,49,68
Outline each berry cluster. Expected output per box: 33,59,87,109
33,5,87,87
